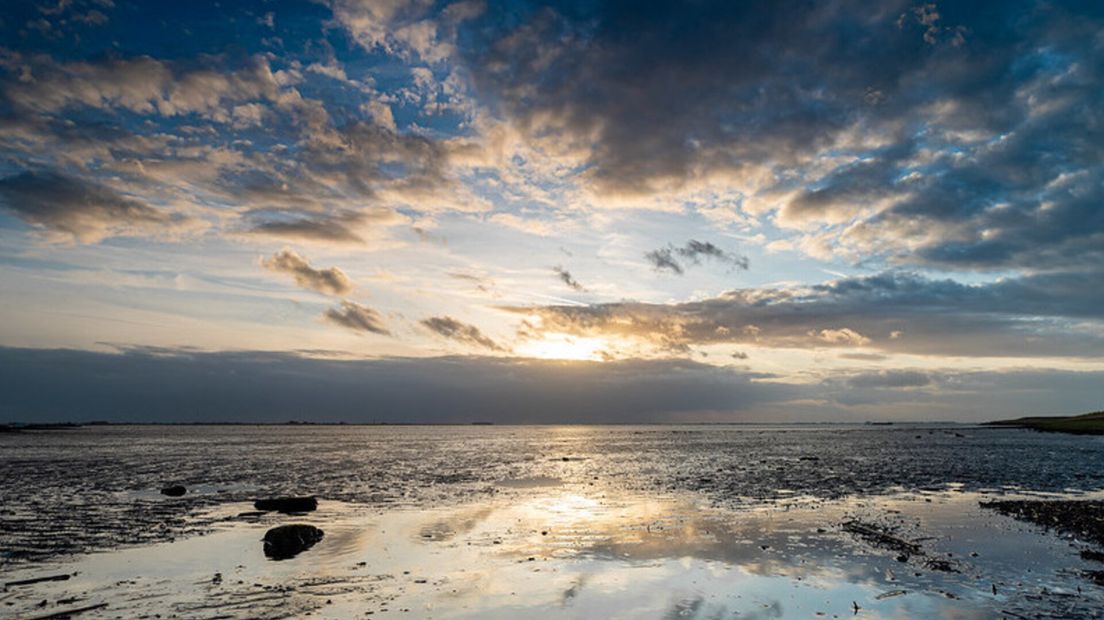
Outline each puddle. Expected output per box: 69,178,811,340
4,489,1103,619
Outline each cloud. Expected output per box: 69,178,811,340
845,370,932,388
645,240,749,275
812,328,871,347
262,249,353,296
0,49,480,250
553,265,585,291
243,210,402,244
2,54,280,120
420,316,504,351
2,346,1102,423
488,212,557,236
462,1,1104,273
323,301,390,335
644,248,684,275
0,170,202,243
247,214,366,243
0,346,797,423
329,0,484,63
504,270,1104,358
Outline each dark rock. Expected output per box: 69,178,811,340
160,485,187,497
1081,549,1104,563
263,524,324,560
254,496,318,513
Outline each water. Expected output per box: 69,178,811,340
2,424,1104,618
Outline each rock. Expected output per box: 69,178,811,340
161,485,187,497
1081,549,1104,563
263,524,324,560
254,496,318,513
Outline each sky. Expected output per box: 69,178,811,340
0,0,1102,423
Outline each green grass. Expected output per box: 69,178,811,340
987,410,1104,435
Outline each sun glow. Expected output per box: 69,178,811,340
517,333,610,361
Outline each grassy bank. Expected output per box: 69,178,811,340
987,410,1104,435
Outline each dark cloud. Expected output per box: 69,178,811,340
846,370,932,389
0,347,795,423
1,346,1101,423
0,170,199,243
467,0,933,192
262,249,353,296
465,1,1104,272
644,248,684,275
504,270,1104,358
323,301,390,335
420,316,505,351
553,265,585,291
245,211,375,244
646,240,749,275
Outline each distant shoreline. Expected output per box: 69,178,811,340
986,410,1104,435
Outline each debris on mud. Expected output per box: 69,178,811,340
160,485,187,497
923,558,960,573
980,500,1104,546
5,573,73,587
982,499,1104,586
841,520,922,556
262,524,324,560
24,601,107,619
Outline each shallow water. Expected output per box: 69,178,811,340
3,425,1104,618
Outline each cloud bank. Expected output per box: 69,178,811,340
1,347,1100,424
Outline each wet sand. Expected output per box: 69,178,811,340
3,425,1104,618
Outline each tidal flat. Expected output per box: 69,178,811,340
3,425,1104,619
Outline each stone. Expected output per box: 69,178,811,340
254,496,318,513
263,524,324,560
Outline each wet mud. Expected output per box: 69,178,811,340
2,425,1104,618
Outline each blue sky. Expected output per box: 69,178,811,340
1,0,1102,422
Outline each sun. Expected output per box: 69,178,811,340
516,333,609,361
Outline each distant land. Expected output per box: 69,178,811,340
988,410,1104,435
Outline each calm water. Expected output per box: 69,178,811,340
3,425,1104,618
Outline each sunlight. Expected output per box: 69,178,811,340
516,333,609,361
